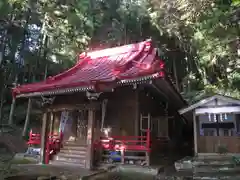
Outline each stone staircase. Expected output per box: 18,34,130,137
193,155,240,180
51,141,87,167
173,155,240,180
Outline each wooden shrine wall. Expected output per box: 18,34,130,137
104,87,138,136
198,136,240,153
45,86,170,138
138,89,166,117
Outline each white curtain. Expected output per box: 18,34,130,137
59,110,69,133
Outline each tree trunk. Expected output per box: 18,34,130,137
0,87,5,123
172,58,179,91
0,28,7,66
43,35,49,80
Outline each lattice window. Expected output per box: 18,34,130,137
77,111,88,140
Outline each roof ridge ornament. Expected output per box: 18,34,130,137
79,52,87,59
144,39,152,51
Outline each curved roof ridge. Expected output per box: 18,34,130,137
12,39,164,98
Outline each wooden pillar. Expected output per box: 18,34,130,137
135,90,139,136
85,107,95,169
193,111,198,156
8,97,16,124
40,112,48,164
146,129,150,166
22,98,32,137
216,114,220,136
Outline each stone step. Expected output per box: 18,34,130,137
55,152,86,159
194,162,234,168
53,155,86,164
197,158,232,162
194,160,233,165
161,173,240,180
51,141,88,167
60,149,87,155
193,172,240,180
50,159,85,167
196,155,233,161
159,172,240,180
193,159,237,173
193,166,240,173
194,176,240,180
63,141,87,146
175,156,236,172
61,145,87,151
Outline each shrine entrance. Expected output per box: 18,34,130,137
53,108,100,145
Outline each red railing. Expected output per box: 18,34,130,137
27,130,63,164
95,129,151,164
96,129,151,152
28,129,151,164
27,130,41,145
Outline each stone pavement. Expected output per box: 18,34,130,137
85,165,161,180
3,153,183,180
6,163,164,180
159,155,240,180
8,164,113,180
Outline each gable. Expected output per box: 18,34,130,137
179,94,240,114
203,98,239,107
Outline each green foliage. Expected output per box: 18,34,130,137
0,0,95,123
148,0,240,102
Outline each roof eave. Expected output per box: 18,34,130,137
15,72,163,98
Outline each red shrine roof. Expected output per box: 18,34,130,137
13,40,166,98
